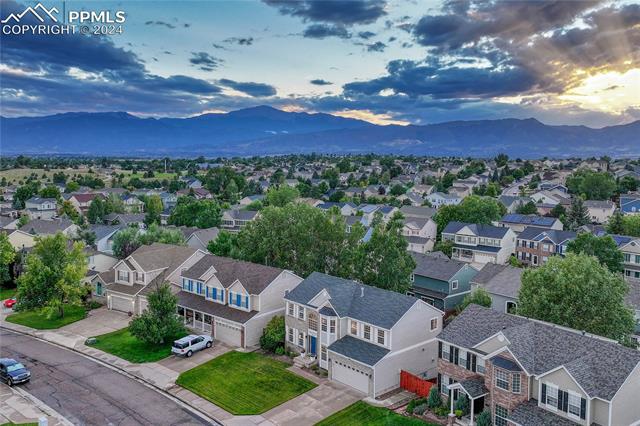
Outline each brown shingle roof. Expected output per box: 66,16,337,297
128,243,198,273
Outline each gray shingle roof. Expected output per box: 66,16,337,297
439,305,640,400
176,291,258,324
411,252,468,281
128,243,198,273
327,335,390,366
457,377,488,399
517,227,576,244
500,214,558,227
21,219,74,235
182,254,284,295
285,272,418,329
470,263,523,299
508,400,580,426
442,221,509,238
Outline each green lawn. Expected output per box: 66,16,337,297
1,422,39,426
176,351,317,415
0,287,16,301
315,401,437,426
91,327,185,363
5,305,86,329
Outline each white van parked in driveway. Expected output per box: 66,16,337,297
171,335,213,357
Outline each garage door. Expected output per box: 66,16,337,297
331,360,370,394
138,297,148,314
110,295,133,313
214,320,242,347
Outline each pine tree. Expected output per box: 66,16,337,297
607,210,624,235
565,197,590,231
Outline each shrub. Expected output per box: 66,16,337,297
413,403,427,415
275,346,285,355
259,315,285,353
476,410,492,426
427,386,442,409
85,300,102,310
455,409,463,417
406,399,417,414
455,394,470,415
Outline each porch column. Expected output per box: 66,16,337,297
450,390,454,414
469,397,474,426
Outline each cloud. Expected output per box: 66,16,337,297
366,41,386,52
218,79,276,97
145,20,176,29
302,24,351,39
358,31,376,40
189,52,223,71
310,79,333,86
223,37,255,46
263,0,387,25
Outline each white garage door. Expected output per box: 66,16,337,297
214,320,242,347
110,295,133,312
331,360,370,394
138,297,148,314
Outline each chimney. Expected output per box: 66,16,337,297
360,287,364,297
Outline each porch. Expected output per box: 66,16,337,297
177,305,213,334
447,377,488,426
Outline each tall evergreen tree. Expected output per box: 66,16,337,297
565,197,590,230
607,210,625,235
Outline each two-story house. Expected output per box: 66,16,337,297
437,304,640,426
442,222,516,265
427,192,462,208
176,254,302,348
284,272,443,397
409,252,478,312
24,197,57,220
68,193,101,215
583,200,616,224
403,216,437,254
121,194,144,213
620,238,640,282
92,243,206,313
220,209,259,232
515,227,577,267
496,214,563,234
316,202,358,217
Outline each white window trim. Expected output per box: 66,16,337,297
451,280,458,290
430,316,439,331
545,383,559,412
567,390,582,420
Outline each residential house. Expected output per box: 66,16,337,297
515,227,577,267
409,252,478,312
437,304,640,426
7,218,79,250
220,209,259,232
182,177,203,189
68,193,101,215
92,243,206,313
0,216,19,231
122,194,144,213
316,202,358,216
176,254,302,348
427,192,462,208
620,238,640,282
402,216,437,254
470,263,523,314
86,248,118,274
90,224,125,254
584,200,616,224
626,281,640,345
176,187,213,200
411,184,435,196
530,190,571,207
184,227,220,251
398,191,425,206
284,272,443,397
442,222,517,265
24,197,57,220
103,213,145,228
238,195,265,206
498,196,533,214
159,192,178,209
496,214,563,234
620,193,640,215
400,205,437,220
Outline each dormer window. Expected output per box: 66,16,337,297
118,271,129,282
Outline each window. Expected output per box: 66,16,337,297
441,344,450,361
495,369,509,390
298,306,305,320
321,317,327,332
330,319,336,334
308,313,318,331
135,272,144,282
288,303,294,316
495,405,508,426
451,280,458,290
117,270,129,282
95,282,103,296
458,349,467,369
410,273,415,282
545,384,559,409
350,320,358,335
287,327,294,343
196,282,203,295
430,317,438,331
512,373,521,394
297,331,304,348
321,345,327,361
364,325,371,340
506,301,517,314
476,357,485,374
568,393,582,418
377,329,385,345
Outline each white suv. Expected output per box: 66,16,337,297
171,335,213,357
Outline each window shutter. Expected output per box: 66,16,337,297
466,354,471,370
437,373,442,393
557,390,564,411
454,347,459,365
541,384,547,403
449,347,454,363
438,342,442,359
245,295,249,308
562,391,569,412
206,287,209,298
212,288,217,300
580,398,586,420
471,354,477,372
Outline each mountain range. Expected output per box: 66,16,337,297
2,106,639,158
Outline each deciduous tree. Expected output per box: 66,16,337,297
567,233,623,273
129,282,184,344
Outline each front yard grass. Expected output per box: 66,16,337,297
0,287,16,301
315,401,438,426
176,351,316,415
91,327,185,363
5,305,86,329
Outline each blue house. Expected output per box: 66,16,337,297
408,252,478,312
620,194,640,214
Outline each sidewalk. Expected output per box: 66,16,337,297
0,384,73,426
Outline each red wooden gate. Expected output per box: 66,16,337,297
400,370,434,397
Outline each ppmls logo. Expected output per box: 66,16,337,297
1,3,59,24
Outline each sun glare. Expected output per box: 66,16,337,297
559,68,640,114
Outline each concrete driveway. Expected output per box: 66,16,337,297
159,341,232,374
59,307,130,337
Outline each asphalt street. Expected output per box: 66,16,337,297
0,329,215,426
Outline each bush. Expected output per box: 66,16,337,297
427,386,442,409
476,410,492,426
413,403,427,415
259,315,285,353
275,346,285,355
406,399,417,414
85,300,102,310
455,409,463,417
455,394,470,415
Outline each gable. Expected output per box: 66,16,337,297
228,279,248,294
538,366,587,398
458,226,476,236
474,331,510,354
309,288,332,307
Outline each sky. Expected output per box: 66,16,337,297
1,0,639,127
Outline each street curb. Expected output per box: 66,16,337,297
1,325,222,426
11,386,75,426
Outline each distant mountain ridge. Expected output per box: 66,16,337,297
2,106,638,158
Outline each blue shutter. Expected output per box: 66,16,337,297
245,296,249,308
182,278,187,290
212,288,217,300
236,294,241,307
206,287,209,298
229,291,232,304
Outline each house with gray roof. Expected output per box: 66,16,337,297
584,200,616,224
409,252,478,312
24,197,57,220
284,272,443,397
442,222,517,266
470,263,523,314
220,209,259,232
499,196,533,214
92,243,206,313
176,254,302,348
516,227,577,267
496,213,563,234
437,304,640,426
402,215,437,254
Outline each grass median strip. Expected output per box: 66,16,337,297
91,327,184,363
176,351,316,415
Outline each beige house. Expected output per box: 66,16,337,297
442,222,517,266
584,200,616,224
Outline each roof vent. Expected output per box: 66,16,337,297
360,287,364,297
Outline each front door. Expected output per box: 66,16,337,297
309,336,317,355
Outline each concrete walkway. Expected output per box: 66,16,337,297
0,383,73,426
